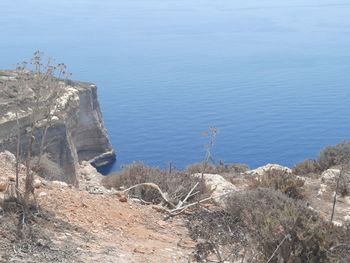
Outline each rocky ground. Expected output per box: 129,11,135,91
0,152,194,263
1,152,349,262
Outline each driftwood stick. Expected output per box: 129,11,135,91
176,182,199,209
121,183,175,208
170,191,233,214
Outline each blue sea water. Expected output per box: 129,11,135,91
1,0,350,171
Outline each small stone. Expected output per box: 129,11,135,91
332,221,342,227
0,182,7,192
58,235,68,241
38,192,47,197
119,196,128,203
52,181,68,187
33,178,42,188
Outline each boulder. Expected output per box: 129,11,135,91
193,173,238,207
246,163,292,176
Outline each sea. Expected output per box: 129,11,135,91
1,0,350,172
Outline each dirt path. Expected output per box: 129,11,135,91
35,184,195,262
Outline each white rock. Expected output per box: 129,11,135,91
33,178,42,188
193,173,238,207
247,163,292,176
332,221,342,227
344,215,350,222
317,184,328,197
52,181,68,187
38,192,47,197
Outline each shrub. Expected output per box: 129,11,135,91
186,163,217,174
338,170,350,197
37,154,64,182
292,159,321,175
248,169,305,200
318,141,350,171
188,188,350,262
225,189,347,263
187,209,252,262
227,163,250,173
186,162,249,175
102,162,200,205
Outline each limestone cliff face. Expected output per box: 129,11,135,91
73,85,115,167
0,74,116,184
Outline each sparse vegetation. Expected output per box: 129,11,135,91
248,169,305,200
102,162,201,206
2,51,350,262
186,162,249,175
1,51,72,240
318,141,350,171
189,188,350,263
293,158,321,175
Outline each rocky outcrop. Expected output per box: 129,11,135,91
246,163,292,176
193,173,238,207
0,72,115,184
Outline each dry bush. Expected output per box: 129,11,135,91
37,154,64,181
187,210,254,262
226,189,348,263
318,141,350,171
186,163,218,174
186,162,249,175
248,169,305,200
227,163,250,173
102,162,200,205
188,189,350,262
292,159,321,176
338,171,350,197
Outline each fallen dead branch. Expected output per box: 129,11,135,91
164,191,235,220
176,182,199,209
170,191,233,214
119,182,176,208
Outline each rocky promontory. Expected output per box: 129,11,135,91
0,70,116,184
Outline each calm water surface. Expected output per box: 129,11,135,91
1,0,350,171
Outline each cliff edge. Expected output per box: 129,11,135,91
0,71,116,184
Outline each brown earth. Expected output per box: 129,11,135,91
0,151,195,262
0,183,195,263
